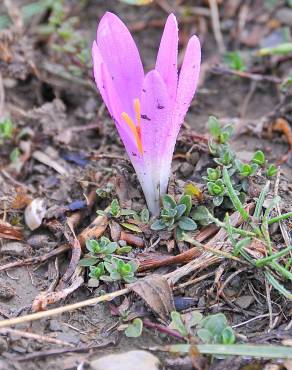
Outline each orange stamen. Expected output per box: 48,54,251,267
121,99,143,155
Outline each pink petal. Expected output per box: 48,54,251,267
140,70,171,211
173,35,201,136
155,14,178,103
96,12,144,118
92,41,113,115
141,70,170,160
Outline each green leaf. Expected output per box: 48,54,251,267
213,196,224,207
110,198,120,217
123,275,137,283
223,167,249,221
197,328,213,343
121,223,142,233
151,219,167,231
125,318,143,338
116,246,132,254
224,51,245,71
179,194,192,215
259,43,292,56
266,164,277,178
119,209,137,216
79,257,98,267
200,313,227,337
128,259,139,272
104,242,118,255
170,311,188,337
191,206,210,221
252,150,265,166
85,239,99,253
175,204,187,219
208,116,221,139
221,326,236,344
178,217,197,231
162,194,177,209
165,344,292,359
233,237,251,256
265,271,292,299
140,208,150,223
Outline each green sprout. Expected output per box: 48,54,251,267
234,160,258,178
89,262,106,280
197,313,235,345
0,118,13,140
224,51,246,71
208,116,234,145
97,198,136,218
79,236,131,268
252,150,266,166
170,311,235,345
151,194,197,240
103,257,139,283
203,167,222,182
266,164,277,178
86,237,117,256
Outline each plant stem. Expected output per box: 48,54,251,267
255,245,292,267
270,261,292,281
222,167,249,221
268,212,292,225
207,211,255,237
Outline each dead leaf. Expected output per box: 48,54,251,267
11,189,32,209
0,220,23,240
129,275,175,322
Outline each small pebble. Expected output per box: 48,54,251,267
179,162,194,177
90,351,160,370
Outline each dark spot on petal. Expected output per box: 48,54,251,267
141,114,151,121
157,104,164,109
112,76,114,80
142,89,146,92
132,152,137,156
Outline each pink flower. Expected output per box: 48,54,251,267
92,12,201,215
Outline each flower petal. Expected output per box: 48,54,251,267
155,13,178,103
140,69,171,214
173,35,201,136
97,12,144,118
92,41,113,115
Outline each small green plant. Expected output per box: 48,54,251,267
151,194,197,240
252,150,265,166
224,51,246,71
0,118,13,140
190,178,292,299
170,311,235,345
86,237,117,256
197,313,235,345
234,160,258,177
266,164,277,178
80,236,132,267
80,236,137,286
125,318,143,338
103,257,138,283
205,116,278,208
37,0,91,75
97,198,136,218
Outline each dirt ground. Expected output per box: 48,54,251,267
0,0,292,369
